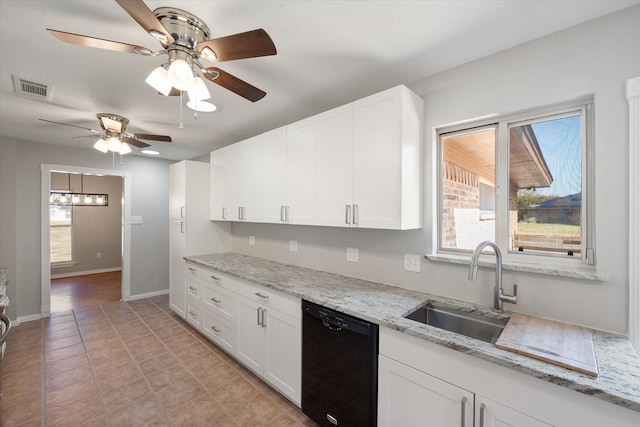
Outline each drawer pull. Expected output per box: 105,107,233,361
479,403,486,427
210,297,221,303
210,275,220,281
188,267,196,272
460,396,467,427
210,325,221,333
188,286,197,291
255,292,269,299
189,311,197,317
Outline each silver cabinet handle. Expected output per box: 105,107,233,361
257,307,262,326
188,286,197,291
188,267,196,272
280,205,285,222
479,403,486,427
255,292,269,300
286,206,290,223
180,206,186,219
210,275,220,281
460,396,467,427
189,310,197,317
353,204,359,225
222,207,227,219
210,325,221,333
345,205,351,225
180,221,185,234
261,309,266,328
210,297,221,303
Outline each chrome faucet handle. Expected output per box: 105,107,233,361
500,284,517,306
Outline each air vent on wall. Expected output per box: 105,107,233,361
12,75,53,101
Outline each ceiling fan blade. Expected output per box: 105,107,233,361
39,118,100,133
198,29,276,62
204,67,266,102
131,133,172,142
72,134,103,140
115,0,175,45
122,136,151,148
46,29,151,55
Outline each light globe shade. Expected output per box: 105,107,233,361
118,142,132,155
145,66,172,96
187,77,210,102
93,138,109,153
168,59,193,90
84,195,92,204
72,194,80,203
186,100,217,112
107,136,121,152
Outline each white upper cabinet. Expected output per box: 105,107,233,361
353,85,423,230
210,85,423,230
210,145,230,221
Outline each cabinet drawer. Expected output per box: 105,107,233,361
186,277,202,301
202,284,235,320
203,309,234,354
186,263,221,285
229,276,300,318
186,299,203,329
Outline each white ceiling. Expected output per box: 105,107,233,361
1,0,638,161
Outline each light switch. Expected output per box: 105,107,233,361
249,235,255,246
289,240,298,252
347,247,359,262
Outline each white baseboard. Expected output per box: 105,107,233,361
15,313,45,325
51,267,122,280
126,289,169,301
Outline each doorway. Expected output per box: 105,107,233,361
40,164,132,317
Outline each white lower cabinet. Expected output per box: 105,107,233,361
379,354,549,427
183,262,301,406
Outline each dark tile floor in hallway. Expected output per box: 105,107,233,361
1,291,317,426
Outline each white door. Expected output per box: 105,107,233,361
235,296,264,374
286,116,317,224
169,219,186,317
476,395,553,427
264,308,301,404
378,355,474,427
315,103,354,227
353,87,402,228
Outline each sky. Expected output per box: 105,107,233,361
528,114,582,197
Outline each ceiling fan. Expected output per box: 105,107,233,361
47,0,277,107
39,113,172,155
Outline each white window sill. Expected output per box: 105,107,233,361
425,253,609,282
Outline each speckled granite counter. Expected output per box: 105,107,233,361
185,252,640,413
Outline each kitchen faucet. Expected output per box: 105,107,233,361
469,240,517,312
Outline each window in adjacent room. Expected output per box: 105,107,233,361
437,100,594,265
50,204,73,264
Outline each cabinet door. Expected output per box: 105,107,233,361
170,161,186,219
315,104,354,227
286,116,317,224
236,296,265,374
476,395,553,427
378,355,474,427
169,219,186,317
210,147,230,220
227,142,247,221
264,308,301,405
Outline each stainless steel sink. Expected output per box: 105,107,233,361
405,303,508,344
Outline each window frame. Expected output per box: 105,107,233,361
435,99,595,270
50,204,75,267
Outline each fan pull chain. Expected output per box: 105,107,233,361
179,91,184,129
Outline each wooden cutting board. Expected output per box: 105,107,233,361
495,313,598,377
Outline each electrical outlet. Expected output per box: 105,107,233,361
96,252,102,259
404,254,421,272
130,216,142,224
249,235,255,246
347,247,359,262
289,240,298,252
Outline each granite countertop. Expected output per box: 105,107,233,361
185,252,640,413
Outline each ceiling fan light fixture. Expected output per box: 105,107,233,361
107,136,121,152
145,66,172,96
93,138,109,153
187,100,217,112
187,77,210,102
118,142,132,155
168,58,194,91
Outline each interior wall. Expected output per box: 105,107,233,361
0,136,173,320
50,172,123,277
229,6,640,334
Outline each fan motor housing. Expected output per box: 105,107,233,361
153,7,210,50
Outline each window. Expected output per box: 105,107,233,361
438,101,593,265
50,204,73,264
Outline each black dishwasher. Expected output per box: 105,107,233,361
302,300,378,427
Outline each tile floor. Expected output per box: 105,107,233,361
1,294,318,426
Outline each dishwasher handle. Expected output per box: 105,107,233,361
320,315,344,332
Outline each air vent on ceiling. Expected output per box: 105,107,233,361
12,75,53,101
